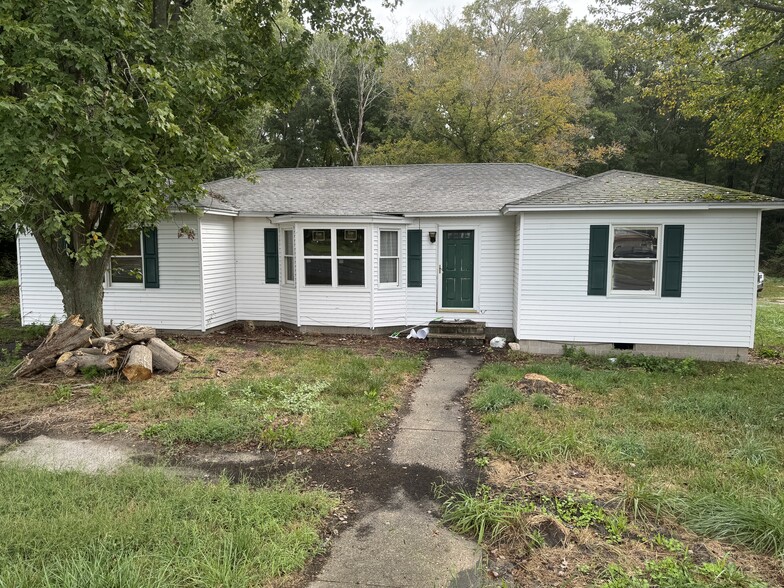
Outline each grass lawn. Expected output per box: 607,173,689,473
0,466,336,587
756,276,784,353
1,340,424,450
456,351,784,586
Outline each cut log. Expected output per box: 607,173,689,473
90,336,113,348
117,323,156,342
147,337,184,373
78,347,105,356
101,335,135,355
56,351,120,376
122,345,153,382
14,315,93,378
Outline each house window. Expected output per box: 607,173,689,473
611,227,658,292
284,229,294,283
337,229,365,286
110,233,144,284
303,228,365,287
304,229,332,285
379,230,399,285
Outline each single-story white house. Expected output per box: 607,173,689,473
17,164,784,361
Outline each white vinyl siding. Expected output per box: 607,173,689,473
234,217,281,323
517,209,759,348
373,226,408,328
200,215,237,329
17,215,204,330
405,216,515,328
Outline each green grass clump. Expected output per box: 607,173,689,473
756,276,784,352
602,557,768,588
435,484,536,544
471,382,522,412
142,347,423,448
0,466,337,587
470,354,784,557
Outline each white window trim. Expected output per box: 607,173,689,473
107,233,144,289
301,227,369,289
283,229,295,285
608,224,661,297
378,229,400,289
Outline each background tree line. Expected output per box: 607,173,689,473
258,0,784,273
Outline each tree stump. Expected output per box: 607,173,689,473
56,351,120,376
147,337,184,373
14,315,93,378
122,345,153,382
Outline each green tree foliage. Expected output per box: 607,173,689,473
365,0,623,169
0,0,386,331
598,0,784,165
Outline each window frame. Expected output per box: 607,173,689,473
378,229,400,288
301,227,368,289
107,232,145,288
283,229,295,285
608,224,662,296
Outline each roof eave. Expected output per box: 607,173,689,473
503,202,784,213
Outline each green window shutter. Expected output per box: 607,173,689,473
407,229,422,287
142,228,159,289
661,225,684,298
587,225,609,296
264,228,279,284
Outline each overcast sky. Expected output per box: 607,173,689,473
366,0,596,40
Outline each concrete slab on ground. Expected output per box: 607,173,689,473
0,435,136,473
309,489,482,588
391,351,482,476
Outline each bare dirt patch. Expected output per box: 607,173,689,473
486,459,627,503
516,372,583,405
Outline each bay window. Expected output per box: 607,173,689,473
303,228,365,287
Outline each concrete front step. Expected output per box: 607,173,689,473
428,320,486,337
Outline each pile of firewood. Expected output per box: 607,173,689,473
13,315,184,382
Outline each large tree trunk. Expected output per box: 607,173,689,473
33,234,112,336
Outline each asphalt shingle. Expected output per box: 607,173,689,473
201,163,578,215
506,170,782,208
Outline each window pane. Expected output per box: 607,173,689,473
115,233,142,256
613,228,657,259
613,261,656,291
338,259,365,286
304,229,331,256
380,258,397,284
111,258,143,283
337,229,364,256
380,231,398,257
284,230,294,255
305,258,331,285
285,257,294,282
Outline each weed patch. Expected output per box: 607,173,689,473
139,346,424,448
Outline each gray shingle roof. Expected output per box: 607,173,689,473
506,170,783,208
201,163,578,215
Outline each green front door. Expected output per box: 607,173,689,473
442,230,474,308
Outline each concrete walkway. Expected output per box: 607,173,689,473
310,349,484,588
